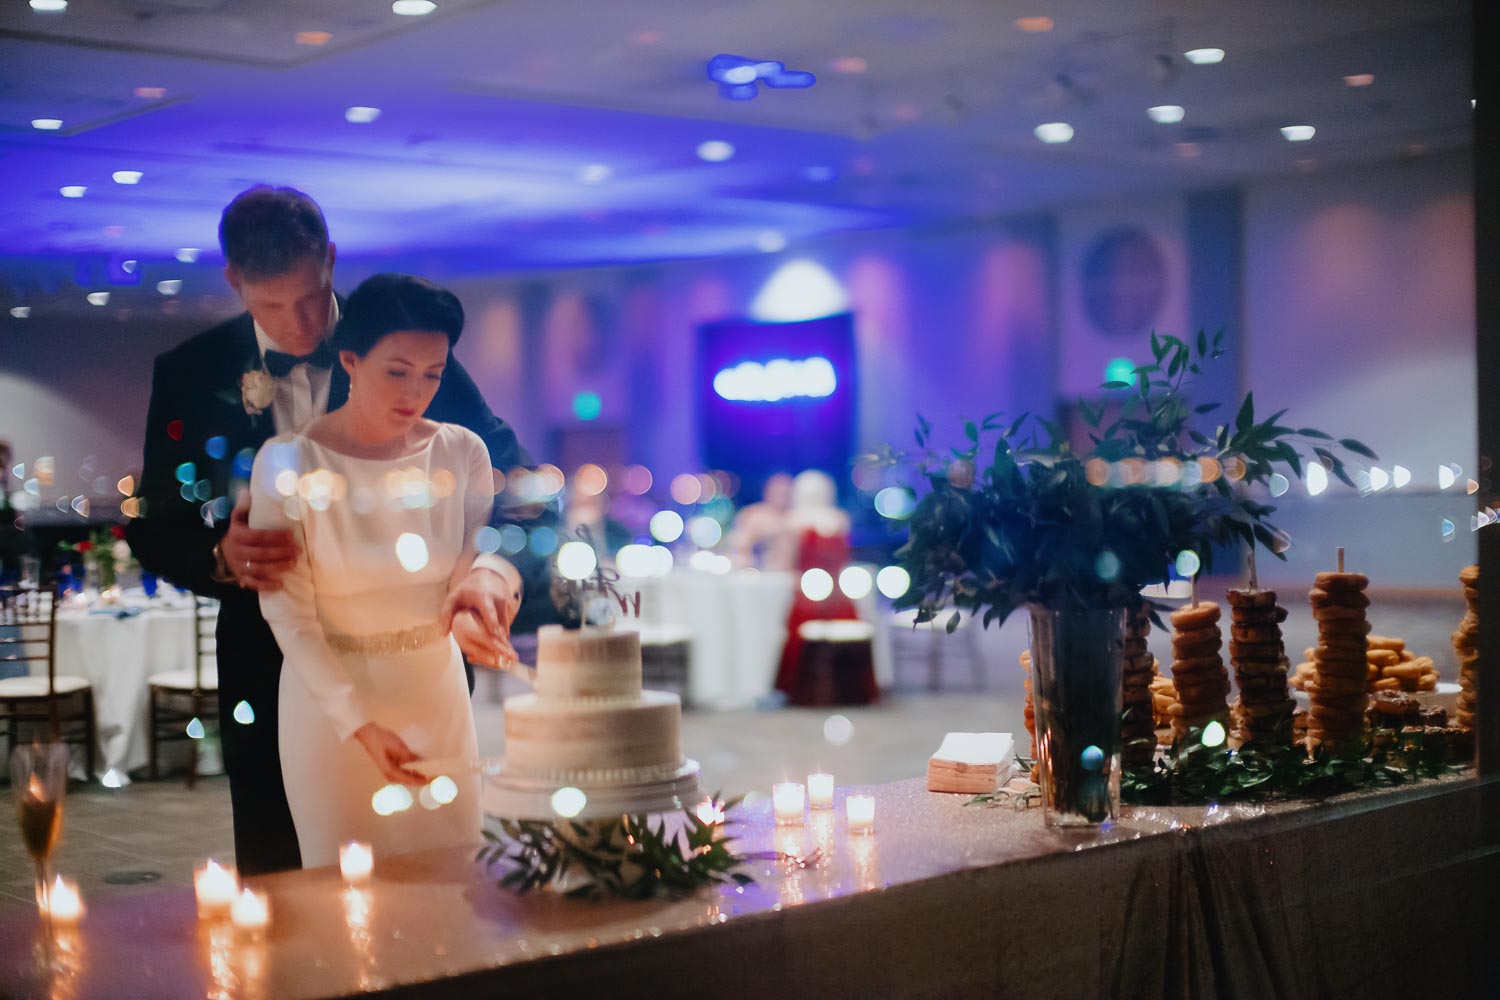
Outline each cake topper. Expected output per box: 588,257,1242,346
550,525,641,629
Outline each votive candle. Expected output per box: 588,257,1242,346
846,794,875,834
194,860,239,917
41,876,84,924
231,888,270,936
807,773,834,809
772,782,805,825
340,841,374,885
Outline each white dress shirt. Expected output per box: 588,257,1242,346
253,297,339,434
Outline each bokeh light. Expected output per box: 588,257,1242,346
1175,550,1201,578
1201,721,1227,747
428,775,458,805
876,565,910,599
800,568,834,601
669,474,702,505
838,566,873,600
823,714,854,745
557,541,598,580
371,784,414,816
874,486,916,519
616,544,657,578
395,533,429,572
574,463,608,496
650,510,685,543
572,391,603,421
688,516,723,548
551,786,587,818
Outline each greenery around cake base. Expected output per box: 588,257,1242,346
480,797,752,901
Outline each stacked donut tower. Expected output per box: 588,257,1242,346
1306,549,1371,749
1121,602,1159,767
1226,561,1296,746
1166,585,1232,741
1453,564,1480,731
1019,650,1039,782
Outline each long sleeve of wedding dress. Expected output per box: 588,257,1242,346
248,424,494,867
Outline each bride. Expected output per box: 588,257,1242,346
249,273,506,867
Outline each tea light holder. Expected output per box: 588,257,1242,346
40,875,84,924
846,793,875,834
340,841,374,885
807,773,834,809
772,782,806,825
231,888,270,937
194,860,239,918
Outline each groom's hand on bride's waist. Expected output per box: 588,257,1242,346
216,493,299,591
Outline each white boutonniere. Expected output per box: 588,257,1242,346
241,368,274,416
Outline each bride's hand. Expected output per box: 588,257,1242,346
442,567,520,660
352,723,427,786
452,610,518,669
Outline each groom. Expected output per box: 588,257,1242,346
127,186,550,875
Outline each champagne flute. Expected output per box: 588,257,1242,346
12,743,69,915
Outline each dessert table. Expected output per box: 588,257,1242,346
45,590,215,777
0,774,1487,998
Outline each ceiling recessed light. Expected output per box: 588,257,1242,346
112,170,143,185
830,56,867,74
133,86,167,99
156,280,183,296
1280,124,1316,142
1034,122,1074,144
295,31,332,46
1147,105,1185,124
1014,16,1054,32
345,106,381,124
60,185,86,198
87,292,110,307
30,0,68,11
175,248,201,263
577,163,612,184
121,259,138,273
756,231,787,253
1343,73,1374,87
9,307,30,319
31,119,63,131
391,1,436,14
696,140,735,162
1184,48,1225,65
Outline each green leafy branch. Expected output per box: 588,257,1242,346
1121,726,1461,806
478,796,753,901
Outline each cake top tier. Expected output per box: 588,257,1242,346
534,624,643,701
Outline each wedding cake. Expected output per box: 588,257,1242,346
501,625,687,787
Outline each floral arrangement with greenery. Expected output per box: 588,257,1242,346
876,331,1375,629
58,524,134,592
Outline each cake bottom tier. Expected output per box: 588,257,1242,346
502,690,683,786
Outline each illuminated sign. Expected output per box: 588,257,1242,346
712,356,837,402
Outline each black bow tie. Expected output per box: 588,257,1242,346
264,340,335,377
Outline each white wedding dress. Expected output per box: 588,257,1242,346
249,423,490,868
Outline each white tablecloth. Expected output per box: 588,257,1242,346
631,569,890,708
40,592,215,777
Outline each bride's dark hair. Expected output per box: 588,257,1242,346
334,273,465,357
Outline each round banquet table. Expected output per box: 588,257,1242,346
39,589,217,779
631,568,891,708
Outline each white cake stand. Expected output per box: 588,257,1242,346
480,758,702,821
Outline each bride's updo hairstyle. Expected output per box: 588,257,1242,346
334,273,465,356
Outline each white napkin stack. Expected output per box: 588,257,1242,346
926,732,1014,794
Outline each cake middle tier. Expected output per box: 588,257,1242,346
502,691,683,786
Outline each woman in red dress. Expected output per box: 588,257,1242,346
772,471,875,703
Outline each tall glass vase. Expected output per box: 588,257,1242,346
1027,606,1124,828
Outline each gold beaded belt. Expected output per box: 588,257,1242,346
325,622,446,656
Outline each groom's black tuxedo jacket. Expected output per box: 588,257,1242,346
126,303,552,873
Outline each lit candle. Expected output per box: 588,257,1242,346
846,793,875,834
231,888,270,936
772,782,805,825
194,860,239,917
807,773,834,809
41,876,84,924
339,841,374,885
